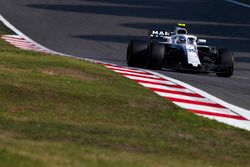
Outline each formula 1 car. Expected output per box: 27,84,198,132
127,24,234,77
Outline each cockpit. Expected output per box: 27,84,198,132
173,35,197,45
176,36,186,44
187,37,196,44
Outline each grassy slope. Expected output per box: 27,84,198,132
0,22,250,167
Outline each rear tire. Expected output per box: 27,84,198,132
146,42,165,69
216,49,234,77
127,40,148,68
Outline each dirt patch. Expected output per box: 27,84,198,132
0,65,31,73
40,67,99,81
8,105,41,113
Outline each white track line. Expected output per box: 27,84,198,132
225,0,250,8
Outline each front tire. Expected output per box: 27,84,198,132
127,40,148,68
146,42,165,69
216,49,234,77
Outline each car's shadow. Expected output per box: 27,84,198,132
26,1,250,61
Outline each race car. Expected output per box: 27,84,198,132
127,24,234,77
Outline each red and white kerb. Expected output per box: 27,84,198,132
102,63,247,121
2,35,51,54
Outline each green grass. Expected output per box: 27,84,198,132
0,22,250,167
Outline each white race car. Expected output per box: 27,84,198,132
127,24,234,77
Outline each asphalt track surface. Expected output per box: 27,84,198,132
0,0,250,110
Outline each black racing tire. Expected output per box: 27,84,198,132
146,42,165,69
216,49,234,77
127,40,148,68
